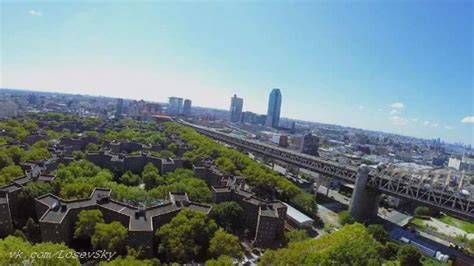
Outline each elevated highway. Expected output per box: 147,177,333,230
180,121,474,222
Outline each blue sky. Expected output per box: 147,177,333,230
1,1,473,144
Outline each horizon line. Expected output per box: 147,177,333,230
0,87,471,147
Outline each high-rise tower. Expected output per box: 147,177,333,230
183,99,192,117
265,88,282,128
230,94,243,123
168,97,183,116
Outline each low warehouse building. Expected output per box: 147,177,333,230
283,202,313,229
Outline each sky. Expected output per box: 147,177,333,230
1,0,473,145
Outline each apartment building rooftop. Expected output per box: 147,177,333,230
36,188,211,232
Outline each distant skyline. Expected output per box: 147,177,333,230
1,1,472,145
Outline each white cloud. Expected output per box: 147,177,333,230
390,115,408,126
423,120,438,127
445,126,453,130
461,116,474,123
29,10,43,16
390,109,399,115
359,105,365,110
411,118,418,123
390,102,404,110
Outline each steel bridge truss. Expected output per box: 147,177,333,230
183,122,474,221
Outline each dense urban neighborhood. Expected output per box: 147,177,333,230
0,89,472,265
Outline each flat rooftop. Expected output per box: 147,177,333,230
283,202,313,226
38,188,211,232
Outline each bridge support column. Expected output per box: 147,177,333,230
313,174,322,199
349,165,381,222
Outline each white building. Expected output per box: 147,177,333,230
283,202,314,228
448,156,474,173
448,157,462,170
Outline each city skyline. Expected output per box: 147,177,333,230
1,1,472,144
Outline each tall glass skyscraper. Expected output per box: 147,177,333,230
265,88,282,128
230,94,243,123
168,97,183,116
182,99,192,117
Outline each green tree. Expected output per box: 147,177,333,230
209,229,243,260
86,143,100,152
0,165,23,186
0,236,80,265
414,207,430,218
289,192,317,218
338,210,354,226
209,202,244,232
59,181,94,200
72,151,85,160
284,229,309,244
99,256,160,266
74,209,105,240
17,182,55,220
467,239,474,253
367,224,389,244
397,245,422,266
153,150,174,158
205,255,234,266
13,230,28,242
6,146,26,164
167,143,178,154
155,209,218,262
23,218,41,243
259,223,383,265
92,222,128,253
215,157,237,174
120,171,142,186
147,169,212,203
24,141,50,161
0,150,13,169
142,163,163,190
381,242,399,261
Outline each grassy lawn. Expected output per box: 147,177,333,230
438,214,474,234
411,217,426,227
411,218,439,232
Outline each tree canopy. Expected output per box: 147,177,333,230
284,229,309,244
0,236,80,265
259,223,383,266
74,209,105,240
338,210,355,226
209,201,244,233
414,206,431,218
0,165,23,186
204,255,234,266
120,171,142,186
367,224,389,244
163,122,318,219
91,222,128,254
99,256,160,266
208,229,243,260
155,209,218,262
397,245,422,266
